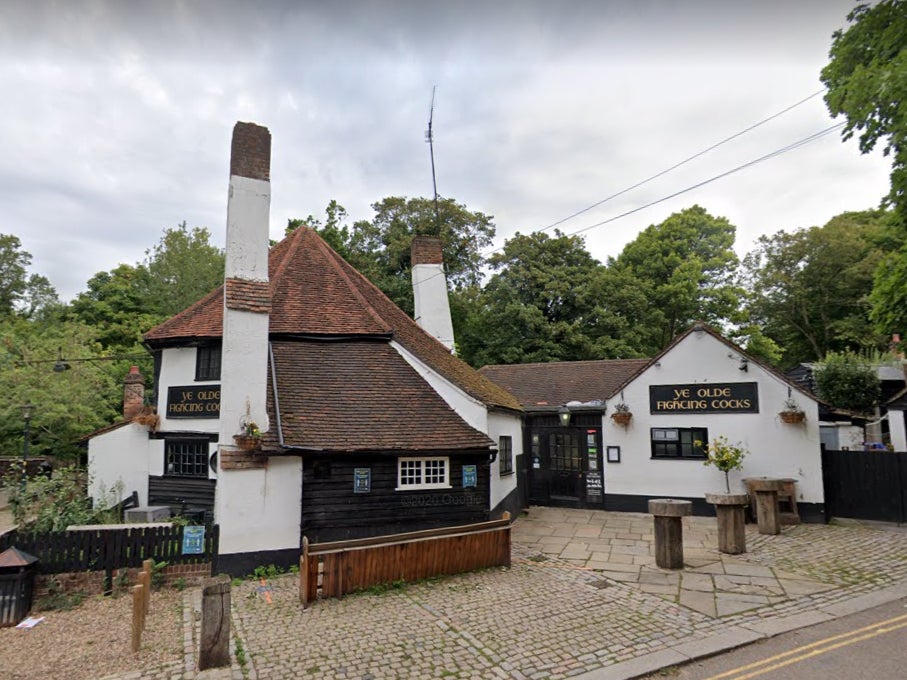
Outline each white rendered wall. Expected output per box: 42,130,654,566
889,409,907,451
156,347,221,438
412,263,455,351
215,458,302,555
225,176,271,282
88,424,155,506
602,332,824,504
487,411,523,510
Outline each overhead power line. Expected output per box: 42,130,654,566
564,121,845,240
533,89,827,235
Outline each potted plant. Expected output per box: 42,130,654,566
779,398,806,423
233,420,262,451
610,402,632,426
699,436,750,554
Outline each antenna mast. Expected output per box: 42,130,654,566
425,86,441,235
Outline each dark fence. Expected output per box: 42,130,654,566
823,449,907,523
0,524,219,576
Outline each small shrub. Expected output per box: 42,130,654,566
36,578,86,612
150,560,168,590
251,564,284,580
698,436,748,493
172,576,187,591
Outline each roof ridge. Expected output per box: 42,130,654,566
269,226,303,293
145,286,223,340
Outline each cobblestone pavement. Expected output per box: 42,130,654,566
114,507,907,679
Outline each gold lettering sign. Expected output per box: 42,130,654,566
166,385,221,419
649,383,759,415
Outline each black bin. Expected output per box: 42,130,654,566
0,547,38,627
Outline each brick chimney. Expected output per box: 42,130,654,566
123,365,144,420
411,236,455,352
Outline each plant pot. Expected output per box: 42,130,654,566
779,410,805,424
233,434,261,451
611,412,632,426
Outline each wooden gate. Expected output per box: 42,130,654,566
822,449,907,523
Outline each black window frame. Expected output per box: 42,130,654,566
499,436,513,475
195,344,222,381
165,438,210,478
650,427,708,460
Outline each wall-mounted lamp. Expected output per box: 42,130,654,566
739,357,749,372
558,405,571,427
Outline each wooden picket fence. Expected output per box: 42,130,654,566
299,513,511,607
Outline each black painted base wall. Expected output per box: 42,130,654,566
217,548,300,578
603,493,826,524
491,485,522,521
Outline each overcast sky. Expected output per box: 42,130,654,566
0,0,893,302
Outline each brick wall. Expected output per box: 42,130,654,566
33,562,212,598
411,236,444,265
230,122,271,181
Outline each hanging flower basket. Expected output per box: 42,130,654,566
611,412,633,426
233,434,262,451
779,410,805,424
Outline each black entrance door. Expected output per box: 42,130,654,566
528,419,604,508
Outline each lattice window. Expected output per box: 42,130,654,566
396,457,450,490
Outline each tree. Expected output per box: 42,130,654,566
138,222,225,317
457,230,608,366
606,206,742,353
870,243,907,333
0,234,31,316
813,351,882,414
821,0,907,224
296,197,495,316
742,210,893,366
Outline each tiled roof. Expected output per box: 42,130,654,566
145,227,521,412
266,340,494,452
479,359,650,408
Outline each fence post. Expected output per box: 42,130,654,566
198,575,231,670
139,569,151,621
131,584,144,653
299,536,308,607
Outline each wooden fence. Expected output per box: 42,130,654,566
823,449,907,523
299,513,511,607
0,524,219,576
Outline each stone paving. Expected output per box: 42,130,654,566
106,507,907,679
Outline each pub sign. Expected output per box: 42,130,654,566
649,382,759,415
166,385,221,419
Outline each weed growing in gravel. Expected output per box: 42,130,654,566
36,577,86,611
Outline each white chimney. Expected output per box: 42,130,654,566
218,121,271,453
411,236,455,352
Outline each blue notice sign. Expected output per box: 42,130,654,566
462,464,477,489
182,525,206,555
354,468,371,493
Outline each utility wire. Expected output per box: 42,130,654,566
564,121,845,239
533,89,827,235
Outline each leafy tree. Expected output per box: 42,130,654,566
870,243,907,333
458,230,607,366
821,0,907,223
814,350,882,414
295,197,495,316
138,221,224,317
0,234,31,315
607,205,742,353
742,210,892,365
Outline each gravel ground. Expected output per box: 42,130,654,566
0,586,185,680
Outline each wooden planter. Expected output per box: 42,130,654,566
779,410,805,424
233,434,262,451
611,412,632,426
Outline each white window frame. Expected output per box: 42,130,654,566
396,456,451,491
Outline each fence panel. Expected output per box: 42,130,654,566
0,524,219,575
823,450,907,523
302,515,511,605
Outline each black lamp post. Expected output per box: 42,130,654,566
20,403,34,491
558,405,571,427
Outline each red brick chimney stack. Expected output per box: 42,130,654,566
123,365,144,420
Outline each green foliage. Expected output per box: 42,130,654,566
607,205,742,353
821,0,907,224
0,233,31,316
814,351,882,414
698,436,748,493
251,564,285,580
2,464,122,531
36,577,86,612
298,196,495,316
150,559,168,590
172,576,187,591
870,244,907,333
742,210,893,365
